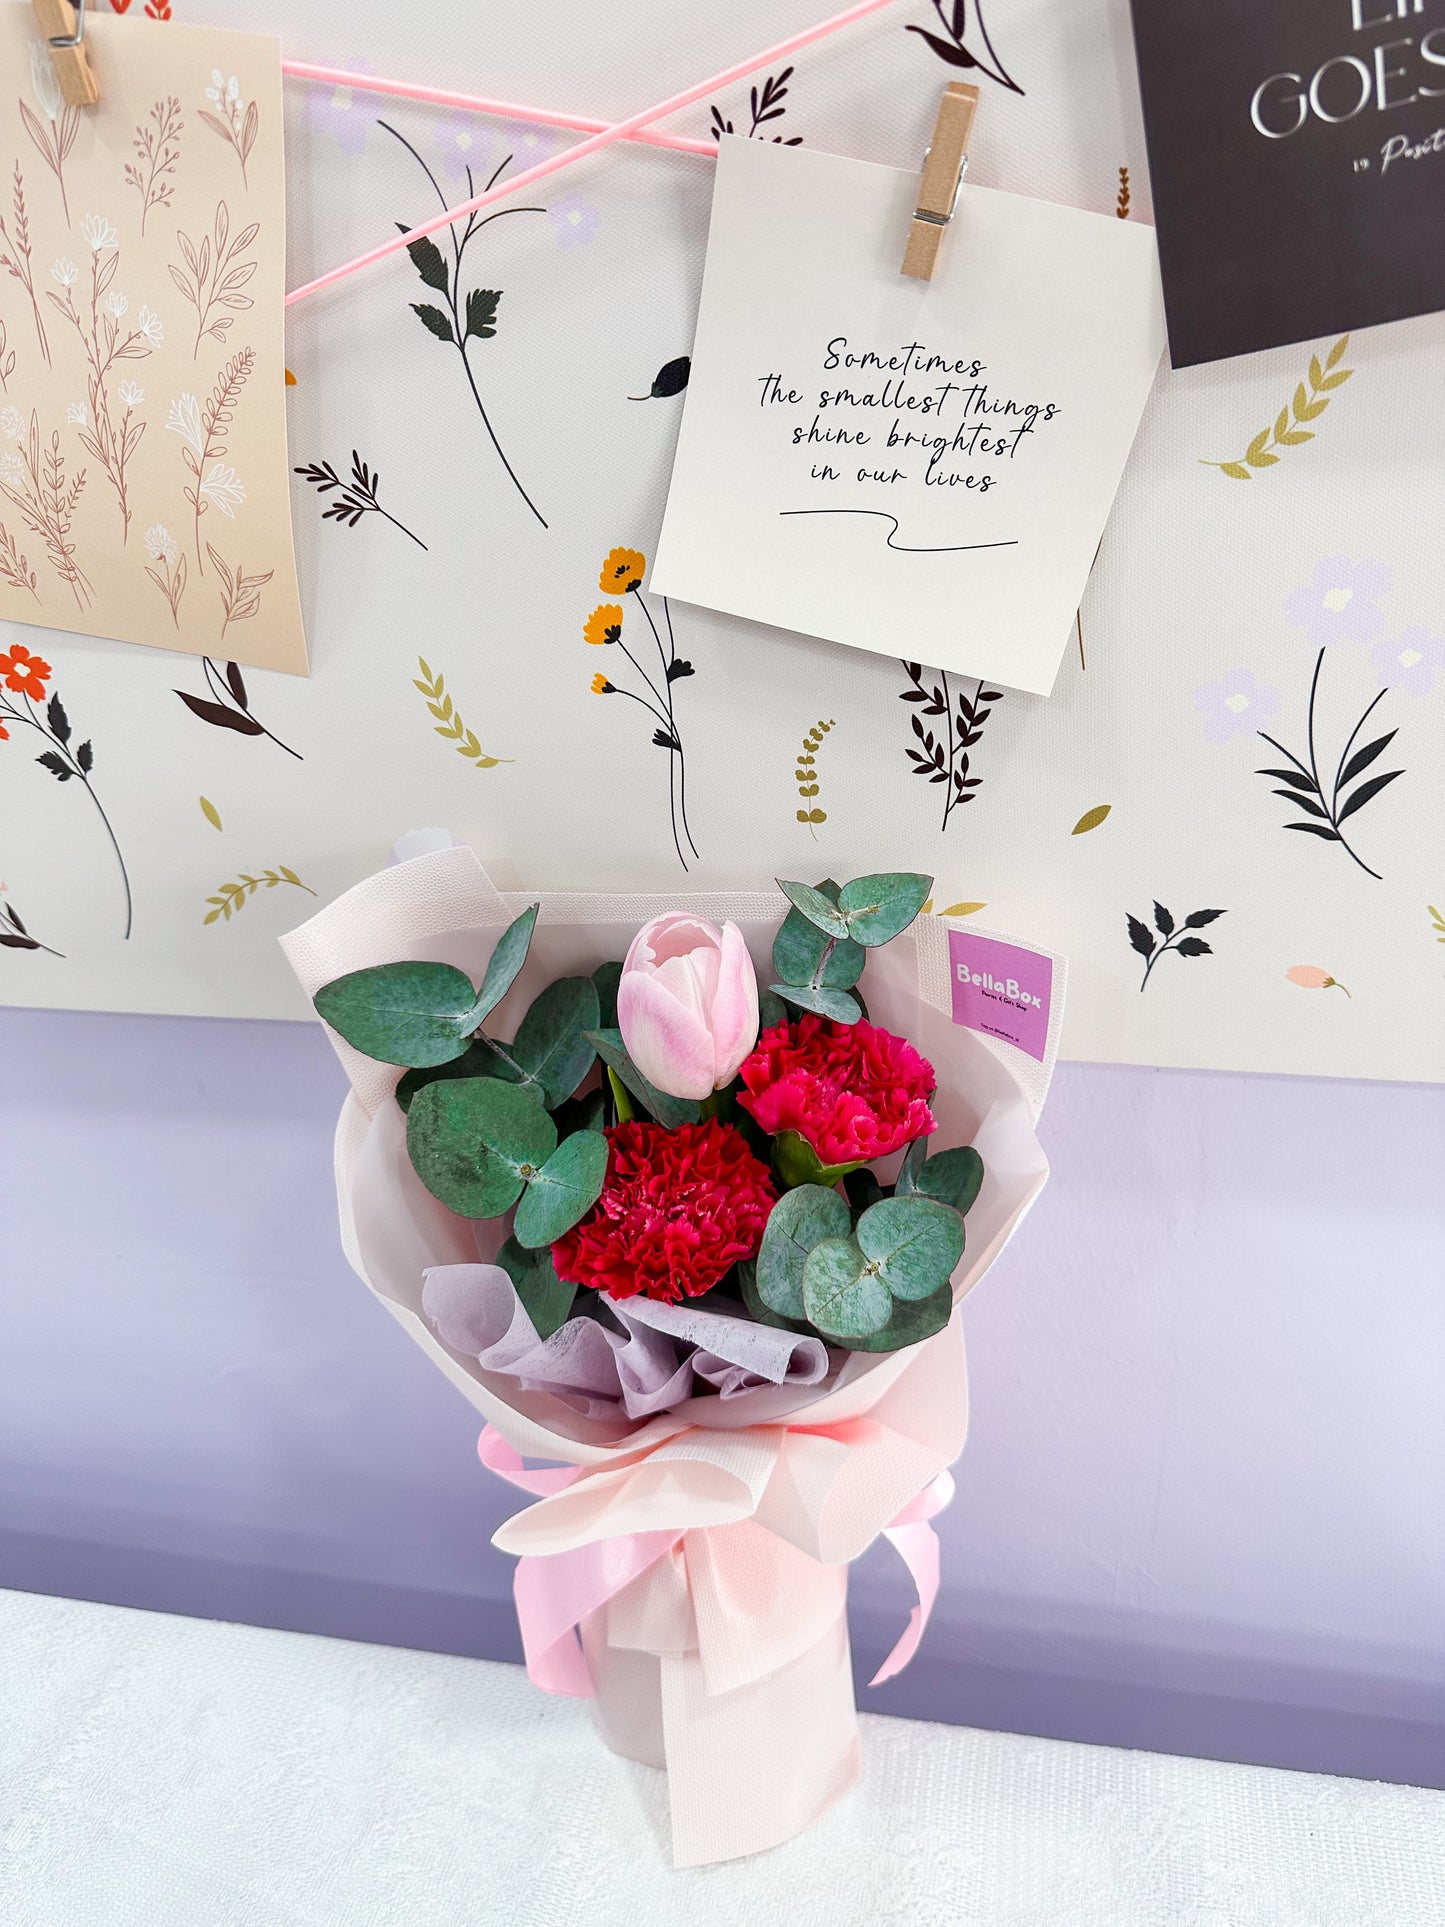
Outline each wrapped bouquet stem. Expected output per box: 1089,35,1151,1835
282,845,1063,1866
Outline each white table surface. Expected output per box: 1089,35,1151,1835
2,1588,1442,1927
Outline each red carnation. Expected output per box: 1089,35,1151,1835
737,1014,937,1167
553,1119,776,1305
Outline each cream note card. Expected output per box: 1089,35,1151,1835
653,138,1166,696
0,6,304,672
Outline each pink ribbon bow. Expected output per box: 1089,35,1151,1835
478,1340,962,1868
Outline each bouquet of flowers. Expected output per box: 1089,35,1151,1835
283,845,1058,1865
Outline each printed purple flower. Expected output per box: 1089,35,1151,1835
493,117,559,168
433,109,497,180
305,64,375,156
1193,669,1281,743
548,191,599,248
1371,626,1445,697
1284,558,1391,649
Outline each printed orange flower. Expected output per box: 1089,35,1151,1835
0,720,8,741
584,603,624,646
599,547,646,595
590,672,614,695
1285,964,1350,996
0,642,52,699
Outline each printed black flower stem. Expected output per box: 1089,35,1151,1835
381,121,548,529
0,897,63,957
294,451,427,549
629,584,698,859
906,0,1024,93
3,689,131,938
1255,646,1398,882
174,656,302,761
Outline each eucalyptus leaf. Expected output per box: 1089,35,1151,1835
514,1129,609,1248
894,1136,929,1196
738,1257,813,1335
395,1034,512,1112
508,976,600,1107
837,872,933,947
770,981,861,1024
497,1235,575,1339
592,960,624,1029
802,1236,893,1339
584,1028,700,1128
406,1076,552,1218
775,878,850,940
856,1195,964,1301
842,1279,954,1353
772,889,865,991
772,1129,866,1191
756,987,789,1032
756,1183,851,1319
908,1145,984,1216
315,960,478,1068
469,904,538,1026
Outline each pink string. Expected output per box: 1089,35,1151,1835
282,60,716,158
285,0,899,306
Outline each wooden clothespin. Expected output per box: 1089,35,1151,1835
32,0,99,109
901,82,978,282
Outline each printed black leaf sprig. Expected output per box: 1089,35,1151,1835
381,119,547,529
174,656,302,761
900,660,1003,832
1256,648,1400,881
0,644,131,938
906,0,1024,93
0,894,63,957
709,66,804,144
294,450,427,550
1128,902,1225,993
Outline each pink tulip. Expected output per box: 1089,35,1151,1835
617,913,760,1100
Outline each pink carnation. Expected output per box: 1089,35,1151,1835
737,1014,937,1167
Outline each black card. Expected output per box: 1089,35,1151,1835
1129,0,1445,366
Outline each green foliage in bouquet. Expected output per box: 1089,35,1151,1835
752,1133,975,1349
312,871,986,1356
770,872,931,1023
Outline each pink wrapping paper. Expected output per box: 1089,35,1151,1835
281,847,1058,1866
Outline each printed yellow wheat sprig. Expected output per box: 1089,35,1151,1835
1116,166,1130,218
1202,336,1353,481
413,657,510,769
204,866,315,925
795,717,835,834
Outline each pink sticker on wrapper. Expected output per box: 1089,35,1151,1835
948,929,1052,1062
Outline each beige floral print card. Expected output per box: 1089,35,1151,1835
0,5,304,672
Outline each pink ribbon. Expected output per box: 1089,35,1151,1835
479,1423,954,1705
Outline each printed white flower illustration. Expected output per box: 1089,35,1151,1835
28,39,61,122
137,305,164,348
0,451,24,487
199,463,245,516
0,407,24,442
81,213,119,253
105,290,129,319
51,257,77,288
206,70,243,109
65,401,86,425
166,392,204,453
118,380,145,408
145,523,179,565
